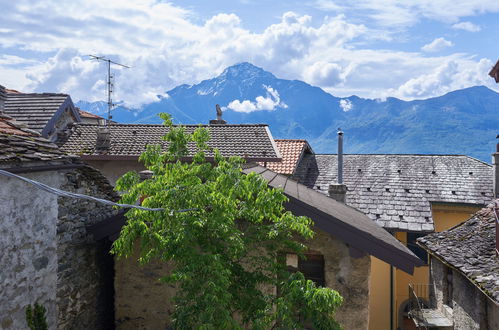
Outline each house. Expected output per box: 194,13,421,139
416,199,498,329
89,163,424,329
78,109,105,124
58,120,283,185
293,148,494,329
257,139,313,175
0,85,118,329
412,137,499,329
0,86,425,328
4,91,80,141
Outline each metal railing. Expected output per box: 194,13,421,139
408,284,429,330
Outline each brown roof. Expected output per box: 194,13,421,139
243,164,424,274
489,60,499,83
89,163,424,274
294,154,493,232
78,109,103,119
0,114,71,163
418,199,499,303
258,139,312,175
59,123,282,162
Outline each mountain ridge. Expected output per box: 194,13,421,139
76,62,499,162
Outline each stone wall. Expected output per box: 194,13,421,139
114,228,371,329
0,164,119,329
56,166,119,329
84,160,145,186
430,257,499,329
0,170,62,329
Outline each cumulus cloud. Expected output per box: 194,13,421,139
226,85,287,113
452,21,481,32
0,0,497,106
421,38,453,52
392,58,494,99
339,99,353,112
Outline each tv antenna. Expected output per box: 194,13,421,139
89,55,130,125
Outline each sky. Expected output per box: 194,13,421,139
1,0,498,107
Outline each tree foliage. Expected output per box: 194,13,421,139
25,303,48,330
112,113,343,329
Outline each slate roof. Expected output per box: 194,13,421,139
0,113,72,164
4,93,80,137
242,164,424,274
258,139,313,175
293,154,493,232
418,200,499,303
59,123,281,162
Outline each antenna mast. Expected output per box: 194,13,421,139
89,55,130,126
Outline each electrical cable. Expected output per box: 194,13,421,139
0,169,194,213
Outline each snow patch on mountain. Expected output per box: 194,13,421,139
225,85,287,113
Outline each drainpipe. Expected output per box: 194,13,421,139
390,265,394,330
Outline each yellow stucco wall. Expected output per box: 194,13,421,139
368,203,482,330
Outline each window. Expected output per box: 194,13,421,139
407,232,428,264
286,253,325,287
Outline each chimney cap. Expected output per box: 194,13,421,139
337,127,343,135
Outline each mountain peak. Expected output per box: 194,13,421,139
219,62,275,80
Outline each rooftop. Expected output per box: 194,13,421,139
59,123,282,162
4,93,72,132
258,139,312,175
293,154,493,232
418,199,499,303
0,113,71,164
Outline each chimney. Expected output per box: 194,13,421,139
329,128,347,203
0,85,6,113
209,104,227,125
95,126,111,152
494,135,499,198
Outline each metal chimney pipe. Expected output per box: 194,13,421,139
338,128,344,184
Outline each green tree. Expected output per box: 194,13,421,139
112,113,343,329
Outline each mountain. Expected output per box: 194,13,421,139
76,62,499,162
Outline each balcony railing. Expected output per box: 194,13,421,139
408,283,453,329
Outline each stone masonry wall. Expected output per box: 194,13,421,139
430,258,499,330
0,170,62,329
114,228,371,329
56,166,119,329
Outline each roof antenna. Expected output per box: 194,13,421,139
89,55,130,126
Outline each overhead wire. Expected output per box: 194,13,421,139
0,169,195,213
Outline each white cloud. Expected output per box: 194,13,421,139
0,0,497,106
452,21,481,32
312,0,499,27
391,58,494,99
421,38,453,52
226,85,287,113
339,99,353,112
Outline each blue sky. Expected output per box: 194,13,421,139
0,0,498,106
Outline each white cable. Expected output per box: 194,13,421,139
0,169,195,213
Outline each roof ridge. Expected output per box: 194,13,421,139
7,93,69,97
73,123,269,127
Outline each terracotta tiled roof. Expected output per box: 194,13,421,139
78,109,103,119
258,139,312,175
294,154,493,232
59,123,281,161
0,114,71,163
418,199,499,303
